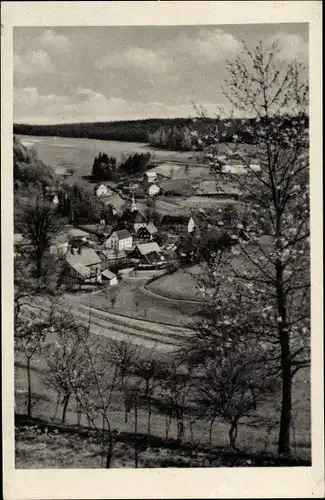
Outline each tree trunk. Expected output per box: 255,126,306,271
209,418,215,449
53,392,61,422
147,397,152,437
165,414,172,439
105,429,113,469
189,421,194,443
278,354,292,455
229,421,238,449
134,393,139,468
61,393,70,424
27,357,32,418
276,250,292,455
108,365,118,402
76,401,81,426
124,399,129,423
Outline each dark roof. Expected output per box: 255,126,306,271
76,224,113,237
101,269,117,280
161,214,193,225
113,229,132,240
120,210,146,224
137,223,158,235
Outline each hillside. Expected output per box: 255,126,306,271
13,117,261,145
13,135,55,189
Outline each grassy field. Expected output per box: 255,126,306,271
79,278,201,327
147,266,204,302
15,341,311,469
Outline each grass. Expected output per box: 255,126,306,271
15,330,311,470
79,278,201,327
147,266,204,302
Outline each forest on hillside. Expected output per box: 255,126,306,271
13,117,256,147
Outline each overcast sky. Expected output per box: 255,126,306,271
14,23,308,124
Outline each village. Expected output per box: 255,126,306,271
14,153,259,293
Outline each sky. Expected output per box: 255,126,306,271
13,23,308,124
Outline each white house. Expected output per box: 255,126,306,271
94,184,109,197
143,171,157,185
147,183,160,197
105,229,133,252
101,269,118,286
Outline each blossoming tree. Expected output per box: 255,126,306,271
192,41,310,455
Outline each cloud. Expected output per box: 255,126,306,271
14,49,55,75
177,28,242,62
38,29,71,53
276,33,308,61
96,47,171,73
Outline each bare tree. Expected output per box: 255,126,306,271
15,312,49,418
108,337,141,423
16,196,66,277
132,355,163,437
196,40,309,455
44,309,88,424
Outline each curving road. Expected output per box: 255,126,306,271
26,294,194,354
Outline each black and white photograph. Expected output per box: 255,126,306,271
2,1,323,498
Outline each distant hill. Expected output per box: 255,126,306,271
13,117,250,145
14,114,306,149
13,118,198,143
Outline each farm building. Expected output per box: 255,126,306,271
66,247,102,271
75,224,113,240
129,242,163,265
101,269,118,286
94,184,113,197
137,222,158,240
161,214,197,233
99,249,127,269
64,247,102,284
105,229,133,252
147,183,160,197
143,171,157,184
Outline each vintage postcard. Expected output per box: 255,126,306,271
1,1,323,498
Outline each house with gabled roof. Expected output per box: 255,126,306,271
101,269,118,286
129,241,163,265
161,214,197,233
64,247,102,283
143,171,157,185
105,229,133,252
94,184,111,197
137,222,158,240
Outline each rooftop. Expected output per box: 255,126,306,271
101,269,117,280
113,229,132,240
66,248,102,267
135,242,161,255
145,222,158,234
